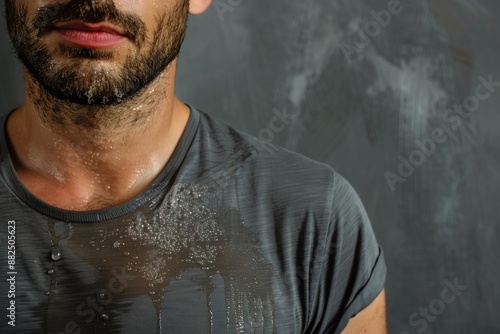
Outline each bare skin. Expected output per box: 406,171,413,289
5,0,212,211
342,288,387,334
7,63,189,211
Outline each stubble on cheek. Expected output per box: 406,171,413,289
5,0,190,129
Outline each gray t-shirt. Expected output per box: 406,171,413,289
0,104,386,333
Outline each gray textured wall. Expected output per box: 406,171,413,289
1,1,499,333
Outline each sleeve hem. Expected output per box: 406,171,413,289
333,245,387,334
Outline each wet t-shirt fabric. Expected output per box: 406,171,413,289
0,104,386,334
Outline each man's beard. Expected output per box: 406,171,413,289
5,0,189,107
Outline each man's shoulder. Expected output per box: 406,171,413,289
194,107,338,203
196,107,335,179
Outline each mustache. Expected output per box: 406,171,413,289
34,0,146,46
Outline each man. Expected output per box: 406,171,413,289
0,0,387,333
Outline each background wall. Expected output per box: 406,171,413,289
1,1,499,333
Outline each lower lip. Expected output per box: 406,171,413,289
55,29,127,49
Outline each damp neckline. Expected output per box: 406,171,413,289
0,103,201,223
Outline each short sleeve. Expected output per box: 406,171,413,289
308,171,387,333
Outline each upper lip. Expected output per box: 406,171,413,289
53,22,128,36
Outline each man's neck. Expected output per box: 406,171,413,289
5,62,192,211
